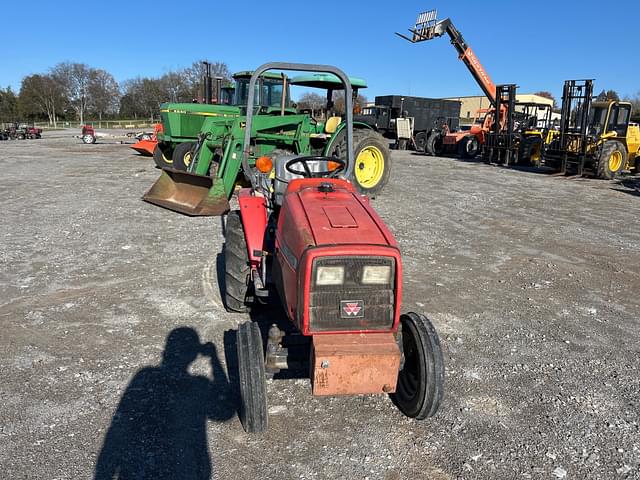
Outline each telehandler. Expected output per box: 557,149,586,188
221,62,444,433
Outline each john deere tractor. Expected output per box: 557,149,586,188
152,71,281,169
543,80,640,178
143,66,391,215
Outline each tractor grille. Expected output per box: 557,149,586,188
309,256,395,332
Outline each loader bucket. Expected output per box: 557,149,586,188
130,139,157,156
142,169,230,216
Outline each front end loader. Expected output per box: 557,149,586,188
219,62,444,433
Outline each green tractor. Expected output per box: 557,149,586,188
152,71,280,169
143,68,391,215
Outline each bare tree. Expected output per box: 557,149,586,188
297,92,325,117
332,91,368,115
88,69,120,127
159,71,189,103
52,62,92,124
120,78,166,122
182,61,231,101
18,74,65,127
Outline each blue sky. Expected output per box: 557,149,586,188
1,0,639,101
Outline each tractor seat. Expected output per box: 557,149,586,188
324,116,342,134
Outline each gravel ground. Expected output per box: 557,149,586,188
1,132,639,479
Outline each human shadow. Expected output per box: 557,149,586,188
95,327,235,480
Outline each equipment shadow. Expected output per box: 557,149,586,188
94,327,236,480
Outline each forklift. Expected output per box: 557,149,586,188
482,84,554,166
543,79,640,179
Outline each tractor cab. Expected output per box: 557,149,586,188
232,71,294,113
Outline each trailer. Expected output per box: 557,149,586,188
356,95,460,151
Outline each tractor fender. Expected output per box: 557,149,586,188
237,188,268,267
324,121,374,156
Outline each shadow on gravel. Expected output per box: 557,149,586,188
95,327,235,480
612,177,640,197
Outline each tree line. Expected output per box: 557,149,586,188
0,61,230,126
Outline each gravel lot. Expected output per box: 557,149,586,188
1,131,639,479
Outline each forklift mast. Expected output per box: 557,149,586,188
396,9,497,106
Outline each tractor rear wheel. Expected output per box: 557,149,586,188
519,136,543,166
597,140,627,179
426,131,444,156
392,312,444,420
330,129,392,196
237,321,268,433
173,142,197,171
224,211,253,313
457,134,480,159
153,144,173,169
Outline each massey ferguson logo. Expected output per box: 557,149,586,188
341,300,364,318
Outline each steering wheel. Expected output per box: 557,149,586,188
285,155,346,178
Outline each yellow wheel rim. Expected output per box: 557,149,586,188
354,146,385,188
184,151,192,167
609,150,622,172
531,144,541,162
163,150,173,165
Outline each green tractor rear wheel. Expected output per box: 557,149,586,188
597,140,627,179
331,129,391,196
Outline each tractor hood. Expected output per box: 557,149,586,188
281,179,397,250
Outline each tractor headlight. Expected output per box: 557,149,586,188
316,266,344,286
361,265,392,285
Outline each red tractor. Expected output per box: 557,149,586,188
224,63,444,433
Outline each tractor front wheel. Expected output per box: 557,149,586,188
223,211,253,313
237,321,268,433
457,134,480,159
153,144,173,169
173,142,197,171
597,140,627,179
392,312,444,420
82,134,96,144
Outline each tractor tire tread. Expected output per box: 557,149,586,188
237,321,268,433
597,140,627,180
224,211,252,313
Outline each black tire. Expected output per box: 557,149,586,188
425,131,444,156
329,129,391,196
519,136,543,166
173,142,197,171
457,135,480,159
153,144,173,169
414,131,427,153
392,312,444,420
597,140,627,179
237,321,268,433
82,134,96,144
224,211,253,313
